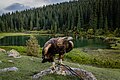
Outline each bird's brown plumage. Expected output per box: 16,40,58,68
42,37,74,63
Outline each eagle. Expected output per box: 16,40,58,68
42,37,74,68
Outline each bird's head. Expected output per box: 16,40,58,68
64,36,73,41
57,36,73,45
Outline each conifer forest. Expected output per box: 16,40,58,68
0,0,119,36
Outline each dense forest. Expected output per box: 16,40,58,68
0,0,120,36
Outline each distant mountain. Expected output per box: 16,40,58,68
47,0,69,3
0,0,70,15
0,3,31,15
0,9,7,15
5,3,30,11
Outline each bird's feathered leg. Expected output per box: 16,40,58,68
58,54,64,65
49,54,56,70
51,62,55,70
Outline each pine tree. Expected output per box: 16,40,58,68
0,21,5,32
0,19,2,32
10,17,14,32
0,0,119,33
77,8,81,31
54,22,58,33
26,36,40,57
104,17,108,33
29,14,33,31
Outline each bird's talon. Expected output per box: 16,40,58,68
50,66,55,70
50,62,56,70
58,59,64,65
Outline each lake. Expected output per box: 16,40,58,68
0,35,110,49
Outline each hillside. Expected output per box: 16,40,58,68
0,0,120,36
0,50,120,80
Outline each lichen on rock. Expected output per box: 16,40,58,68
32,64,97,80
7,49,21,58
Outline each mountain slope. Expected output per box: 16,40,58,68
4,3,30,11
0,3,30,15
0,0,119,34
0,0,70,15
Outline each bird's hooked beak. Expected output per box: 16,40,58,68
64,36,73,41
67,37,73,41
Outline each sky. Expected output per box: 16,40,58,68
0,0,70,9
0,0,70,15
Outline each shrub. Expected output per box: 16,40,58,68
114,28,120,37
87,29,94,35
26,36,40,57
65,49,120,68
95,29,104,35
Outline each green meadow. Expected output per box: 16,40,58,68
0,45,120,80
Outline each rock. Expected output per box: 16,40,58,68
104,37,116,44
0,48,6,53
98,49,103,52
71,68,97,80
0,67,18,73
0,60,2,63
30,58,34,61
8,60,14,63
32,64,97,80
7,49,21,58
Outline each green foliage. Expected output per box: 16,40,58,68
0,46,26,55
114,28,120,37
26,36,40,57
26,30,49,34
0,0,119,35
0,51,120,80
0,46,43,56
0,52,51,80
65,49,120,69
107,33,115,37
65,49,91,64
95,29,104,35
87,29,94,35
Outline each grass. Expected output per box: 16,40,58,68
0,33,32,40
0,46,42,56
0,52,120,80
1,46,120,68
96,35,120,49
111,43,120,49
65,48,120,69
0,52,80,80
0,32,64,40
0,32,31,37
27,30,49,33
64,62,120,80
0,46,27,55
0,52,50,80
0,32,120,79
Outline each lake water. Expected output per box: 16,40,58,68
0,35,110,49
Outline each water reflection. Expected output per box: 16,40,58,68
0,35,109,49
73,37,110,49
